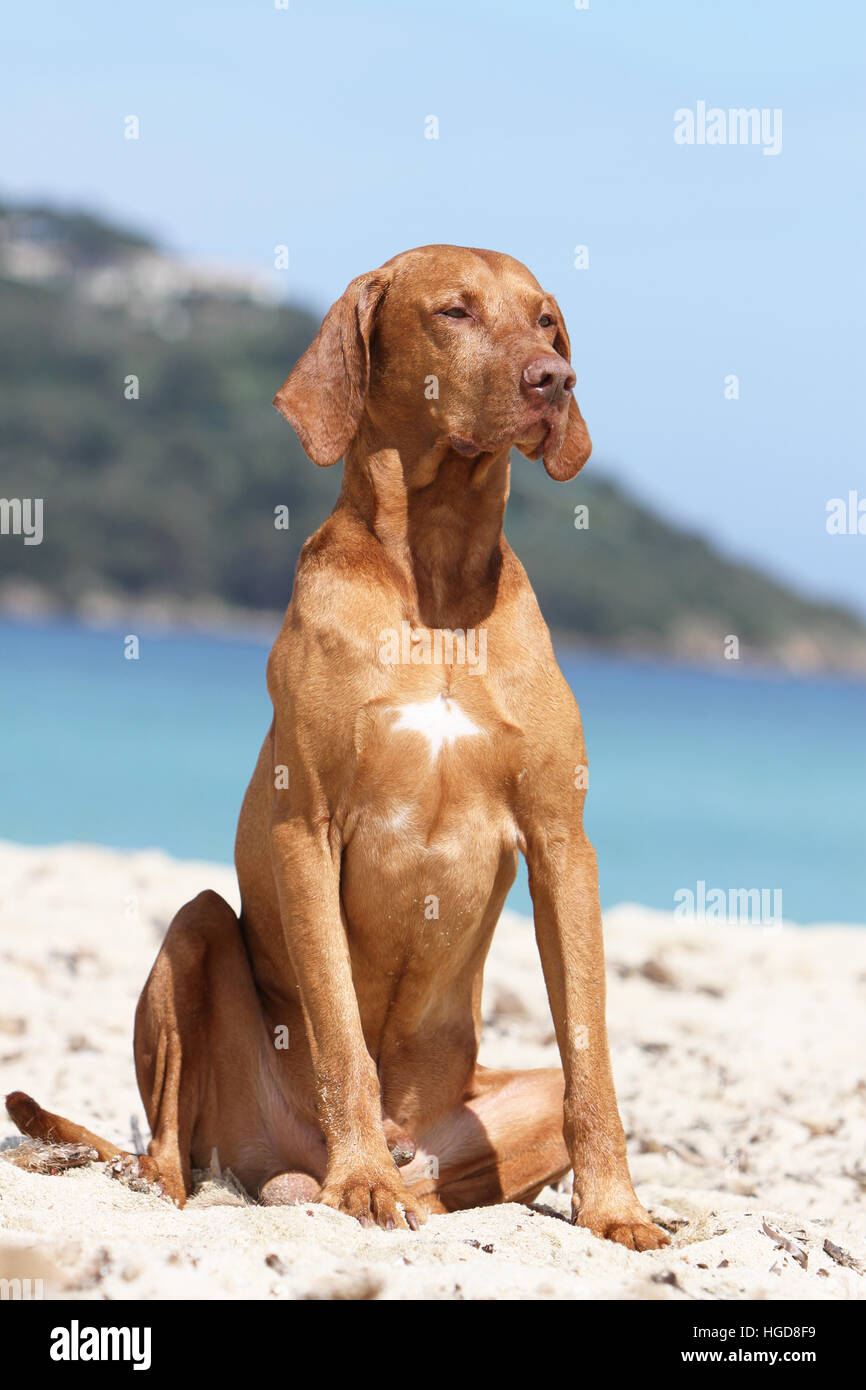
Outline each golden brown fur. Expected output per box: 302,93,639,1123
7,245,667,1249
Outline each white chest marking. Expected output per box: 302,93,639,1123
389,695,482,758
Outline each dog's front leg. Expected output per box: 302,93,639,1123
270,816,422,1231
525,826,669,1250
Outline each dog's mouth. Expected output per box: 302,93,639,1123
518,421,553,463
449,435,483,458
516,404,568,464
450,401,566,463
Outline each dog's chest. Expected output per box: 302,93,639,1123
384,693,482,756
350,683,515,822
340,684,521,930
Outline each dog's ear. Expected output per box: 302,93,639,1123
273,269,391,467
542,303,592,482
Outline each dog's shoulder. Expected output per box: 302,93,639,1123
266,512,398,704
496,540,557,650
286,513,390,624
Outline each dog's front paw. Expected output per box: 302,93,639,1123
572,1192,670,1250
317,1164,423,1232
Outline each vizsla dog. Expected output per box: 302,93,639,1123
8,245,667,1249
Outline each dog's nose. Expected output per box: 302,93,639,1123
521,355,576,404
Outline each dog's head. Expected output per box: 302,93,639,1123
274,244,591,482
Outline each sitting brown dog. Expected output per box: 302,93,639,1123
8,245,668,1249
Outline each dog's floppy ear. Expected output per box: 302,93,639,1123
273,269,391,467
542,302,592,482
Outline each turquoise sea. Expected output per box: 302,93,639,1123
1,617,863,923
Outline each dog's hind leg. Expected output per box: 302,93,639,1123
135,889,237,1204
398,1065,571,1217
134,888,284,1206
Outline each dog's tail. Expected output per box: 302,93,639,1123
5,1090,124,1161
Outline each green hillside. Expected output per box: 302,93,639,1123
1,201,863,670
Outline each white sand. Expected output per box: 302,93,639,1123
1,840,865,1301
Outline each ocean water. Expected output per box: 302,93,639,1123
1,617,863,923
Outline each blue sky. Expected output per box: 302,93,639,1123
4,0,865,612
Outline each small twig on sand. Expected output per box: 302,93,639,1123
823,1238,865,1274
762,1219,808,1269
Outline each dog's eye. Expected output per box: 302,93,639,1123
538,314,555,328
439,307,469,319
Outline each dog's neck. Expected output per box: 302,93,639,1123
339,427,509,629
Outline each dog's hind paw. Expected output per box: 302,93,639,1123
106,1152,166,1199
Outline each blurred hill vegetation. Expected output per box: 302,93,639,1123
1,200,863,670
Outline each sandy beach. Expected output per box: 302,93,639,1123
1,839,864,1301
